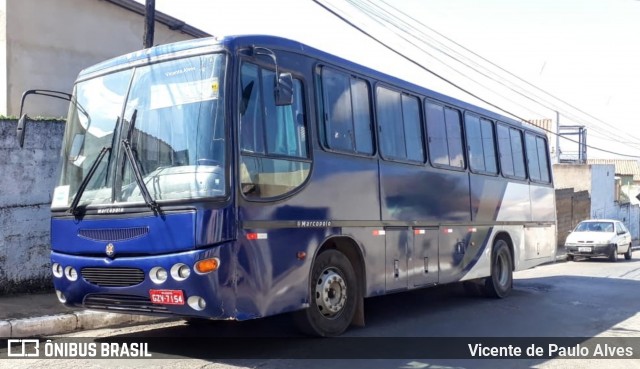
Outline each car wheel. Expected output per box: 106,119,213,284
484,239,513,298
566,254,574,262
624,244,633,260
609,245,617,262
293,249,358,337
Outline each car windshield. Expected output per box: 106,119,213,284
575,221,614,233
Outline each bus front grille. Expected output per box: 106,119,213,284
81,267,145,287
78,227,149,241
83,293,172,314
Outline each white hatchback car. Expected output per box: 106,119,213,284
564,219,633,262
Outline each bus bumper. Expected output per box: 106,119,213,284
50,244,237,320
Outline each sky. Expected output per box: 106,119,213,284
139,0,640,160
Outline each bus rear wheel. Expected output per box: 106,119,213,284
294,249,358,337
484,239,513,298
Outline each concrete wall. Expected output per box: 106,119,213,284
617,203,640,242
0,118,65,294
2,0,196,117
553,164,594,192
589,164,618,219
554,163,640,241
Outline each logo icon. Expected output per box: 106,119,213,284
105,243,115,258
7,339,40,357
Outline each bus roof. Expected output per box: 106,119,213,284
78,34,545,134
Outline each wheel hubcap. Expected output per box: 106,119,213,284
315,268,347,317
496,252,509,286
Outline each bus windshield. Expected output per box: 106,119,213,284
52,53,227,210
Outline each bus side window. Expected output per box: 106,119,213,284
497,123,526,180
465,114,497,174
425,102,464,168
376,86,423,162
239,61,310,199
525,132,551,183
321,67,373,155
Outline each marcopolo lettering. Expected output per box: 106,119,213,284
296,220,332,228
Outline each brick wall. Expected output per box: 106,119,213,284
556,188,590,246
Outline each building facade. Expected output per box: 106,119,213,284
554,163,640,242
0,0,209,117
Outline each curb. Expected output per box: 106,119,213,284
0,311,170,338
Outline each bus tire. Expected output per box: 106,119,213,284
484,239,513,298
294,249,358,337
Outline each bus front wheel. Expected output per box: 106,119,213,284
294,249,358,337
484,239,513,298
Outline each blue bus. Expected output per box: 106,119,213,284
18,35,556,337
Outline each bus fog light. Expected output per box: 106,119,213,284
149,266,168,284
170,263,191,281
187,296,206,311
64,266,78,281
194,258,220,274
52,263,64,278
55,290,66,303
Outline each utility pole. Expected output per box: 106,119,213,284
143,0,155,49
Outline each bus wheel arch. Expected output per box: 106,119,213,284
294,236,365,336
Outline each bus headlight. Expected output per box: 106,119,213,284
187,296,206,311
55,290,66,303
64,266,78,281
170,263,191,281
149,266,168,284
52,263,64,278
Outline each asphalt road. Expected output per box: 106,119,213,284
4,252,640,369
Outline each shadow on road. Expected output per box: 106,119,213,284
84,272,640,368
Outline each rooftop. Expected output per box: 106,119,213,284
587,159,640,182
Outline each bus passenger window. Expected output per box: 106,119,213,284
465,114,497,174
321,67,373,155
239,61,310,199
426,102,464,168
497,124,526,179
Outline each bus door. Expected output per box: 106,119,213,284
438,226,472,284
384,227,410,292
411,227,439,287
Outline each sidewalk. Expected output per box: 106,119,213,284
0,291,168,338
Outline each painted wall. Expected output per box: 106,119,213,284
2,0,196,117
0,119,65,294
589,164,618,220
554,163,640,241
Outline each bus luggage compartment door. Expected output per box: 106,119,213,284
411,227,439,287
385,228,409,292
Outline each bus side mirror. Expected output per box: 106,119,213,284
17,114,28,148
275,72,293,106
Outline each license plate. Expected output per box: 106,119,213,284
578,247,592,253
149,289,185,305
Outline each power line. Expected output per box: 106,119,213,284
351,0,640,149
312,0,640,158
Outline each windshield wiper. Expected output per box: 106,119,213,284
68,146,111,216
121,110,160,214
